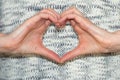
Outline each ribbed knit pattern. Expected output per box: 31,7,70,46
0,0,120,80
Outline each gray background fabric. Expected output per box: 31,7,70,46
0,0,120,80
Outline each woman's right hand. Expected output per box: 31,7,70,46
0,9,61,63
59,7,120,63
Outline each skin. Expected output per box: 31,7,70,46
59,7,120,63
0,9,61,63
0,7,120,64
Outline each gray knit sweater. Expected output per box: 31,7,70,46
0,0,120,80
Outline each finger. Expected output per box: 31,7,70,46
48,8,60,19
41,8,60,20
35,20,51,36
61,7,82,18
35,20,60,63
37,46,60,63
71,23,86,38
34,12,58,23
15,12,57,35
70,20,88,34
60,7,75,25
59,13,111,41
9,12,57,42
41,8,60,19
41,9,60,27
70,20,76,27
57,7,83,27
45,8,61,27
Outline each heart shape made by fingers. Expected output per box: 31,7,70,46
38,7,105,64
1,7,107,64
40,14,83,64
39,8,82,63
42,21,79,60
41,9,97,64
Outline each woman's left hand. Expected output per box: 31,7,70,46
0,9,61,63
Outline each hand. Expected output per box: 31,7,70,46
59,7,120,63
0,9,60,63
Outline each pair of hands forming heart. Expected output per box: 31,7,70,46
0,7,119,64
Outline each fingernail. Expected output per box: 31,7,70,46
56,22,60,26
55,21,62,27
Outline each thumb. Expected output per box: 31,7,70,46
36,46,60,63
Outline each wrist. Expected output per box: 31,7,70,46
106,36,120,53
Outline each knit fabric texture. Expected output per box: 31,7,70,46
0,0,120,80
